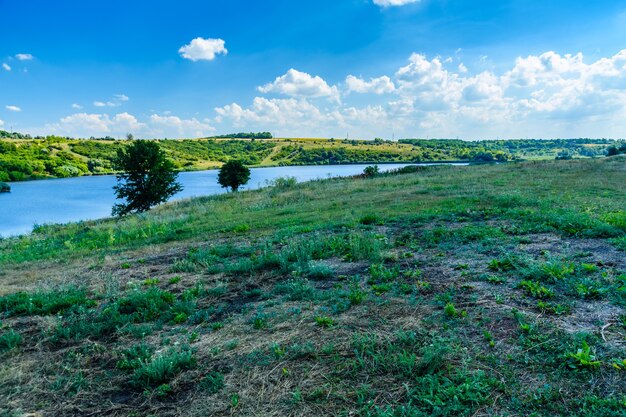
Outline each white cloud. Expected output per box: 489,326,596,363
212,49,626,139
258,69,340,101
36,112,211,139
93,94,129,107
178,37,227,61
5,105,21,112
149,114,214,137
72,103,83,109
2,63,10,71
15,54,34,61
373,0,420,7
345,75,395,94
0,119,4,127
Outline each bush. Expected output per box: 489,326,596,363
363,165,380,178
0,182,10,193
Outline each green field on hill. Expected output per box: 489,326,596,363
0,156,625,416
0,131,620,182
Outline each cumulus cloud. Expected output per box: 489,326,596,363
212,49,626,139
72,103,82,109
37,112,212,139
345,75,395,94
5,105,21,112
178,37,227,61
2,63,10,71
258,69,340,101
15,54,34,61
373,0,420,7
0,119,4,127
149,114,214,137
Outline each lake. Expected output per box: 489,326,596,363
0,163,464,237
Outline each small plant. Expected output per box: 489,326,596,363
116,343,156,371
487,275,507,284
536,301,571,315
483,330,495,348
233,224,250,233
567,342,601,370
488,257,515,272
444,303,458,318
580,263,599,274
368,263,399,284
519,280,554,299
143,278,159,286
168,276,182,285
348,285,366,306
0,329,22,352
371,283,392,295
315,316,335,328
131,346,196,388
359,214,381,226
252,313,269,330
172,312,188,324
121,262,131,269
541,260,575,281
575,280,604,299
200,371,225,394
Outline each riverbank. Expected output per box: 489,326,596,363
0,163,422,237
0,157,625,416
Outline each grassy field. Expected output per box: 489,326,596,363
1,156,625,416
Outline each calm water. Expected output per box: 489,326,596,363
0,163,462,237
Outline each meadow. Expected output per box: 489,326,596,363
0,156,625,416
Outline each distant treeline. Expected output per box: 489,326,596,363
209,132,273,139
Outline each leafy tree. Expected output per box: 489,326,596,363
363,165,380,178
112,140,182,216
218,160,250,192
126,133,134,141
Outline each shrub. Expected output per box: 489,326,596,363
363,165,380,178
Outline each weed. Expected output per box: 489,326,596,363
444,303,458,317
130,346,196,388
519,280,555,299
0,329,22,352
315,316,335,328
200,371,225,394
567,342,601,370
359,214,382,225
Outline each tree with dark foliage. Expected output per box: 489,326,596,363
218,160,250,192
112,140,182,216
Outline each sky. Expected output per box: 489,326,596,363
1,0,626,140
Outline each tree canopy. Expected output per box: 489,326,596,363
217,160,251,192
112,140,182,216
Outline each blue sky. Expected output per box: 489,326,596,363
1,0,626,139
